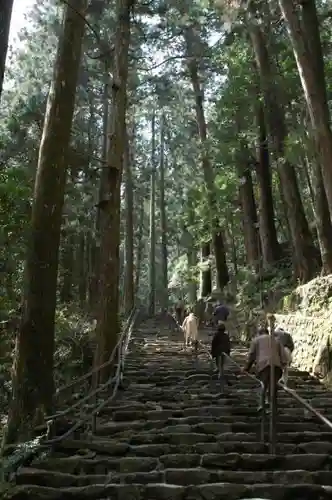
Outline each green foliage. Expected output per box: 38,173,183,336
2,0,332,401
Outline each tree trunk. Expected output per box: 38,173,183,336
236,150,260,270
227,210,238,275
312,159,332,274
60,230,74,303
3,0,87,447
254,101,281,266
86,231,95,311
302,154,315,213
92,60,110,314
200,242,212,298
135,200,144,296
186,193,197,305
249,23,319,282
123,130,134,314
159,113,168,310
278,0,332,220
148,112,156,316
184,26,229,290
77,231,86,307
187,246,197,305
0,0,14,101
95,0,134,382
303,141,332,274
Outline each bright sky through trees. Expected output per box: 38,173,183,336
9,0,36,46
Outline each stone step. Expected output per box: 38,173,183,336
32,453,332,475
108,408,323,421
112,394,332,409
122,372,319,385
84,430,332,446
93,421,326,437
6,481,332,499
10,318,332,499
53,438,332,456
99,412,322,425
95,402,328,416
14,466,332,487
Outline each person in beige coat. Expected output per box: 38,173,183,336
242,326,287,411
182,312,199,348
274,326,294,387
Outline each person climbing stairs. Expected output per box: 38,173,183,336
4,315,332,499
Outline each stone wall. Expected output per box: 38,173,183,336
274,312,332,376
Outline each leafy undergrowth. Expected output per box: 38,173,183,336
0,306,96,441
234,261,293,337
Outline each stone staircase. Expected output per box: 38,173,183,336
5,317,332,499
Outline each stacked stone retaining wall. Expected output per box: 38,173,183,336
275,312,332,376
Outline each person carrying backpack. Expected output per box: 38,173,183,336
274,326,294,387
211,323,232,388
213,302,230,327
242,326,287,412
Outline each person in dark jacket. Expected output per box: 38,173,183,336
213,302,230,326
211,323,232,387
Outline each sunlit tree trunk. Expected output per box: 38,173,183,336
249,22,319,282
184,26,229,290
3,0,87,447
148,111,156,316
135,200,145,296
278,0,332,222
124,130,134,314
254,101,281,266
159,113,168,309
236,147,260,271
200,242,212,298
95,0,134,381
93,60,109,314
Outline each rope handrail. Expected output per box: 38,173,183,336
52,308,136,400
278,381,332,431
43,307,139,444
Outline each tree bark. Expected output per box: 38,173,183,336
0,0,14,101
92,60,110,314
134,200,144,296
249,22,319,282
60,230,75,303
77,231,87,306
312,158,332,274
3,0,87,447
148,111,156,316
254,101,281,266
159,113,168,310
200,242,212,298
95,0,134,381
123,130,134,314
186,192,197,305
236,149,260,270
184,26,229,290
277,0,332,220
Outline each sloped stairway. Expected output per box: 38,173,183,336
5,316,332,499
